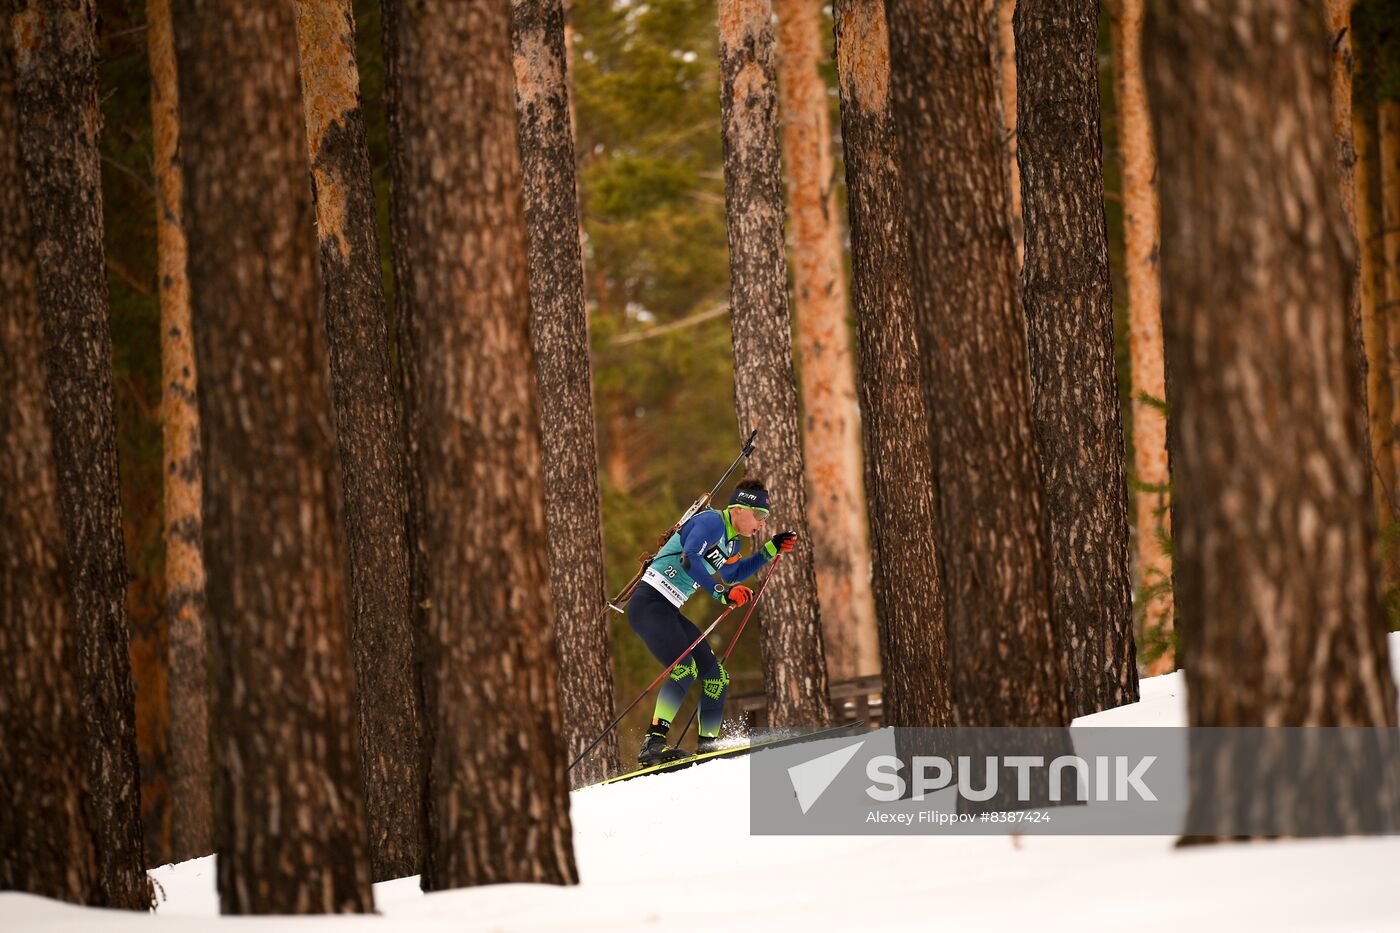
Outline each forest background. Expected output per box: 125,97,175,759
89,0,1397,864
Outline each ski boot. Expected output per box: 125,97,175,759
638,728,689,767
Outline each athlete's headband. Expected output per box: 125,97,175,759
728,486,770,511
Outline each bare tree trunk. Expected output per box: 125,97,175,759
832,0,953,728
378,1,433,876
0,13,100,904
773,0,878,682
992,0,1023,268
1014,0,1137,718
171,0,374,913
12,0,152,908
291,0,422,882
511,0,618,788
1144,0,1397,729
1383,100,1400,491
885,0,1068,727
718,0,832,729
1325,0,1393,590
1354,38,1394,526
1327,0,1360,232
381,0,578,890
147,0,212,866
1108,0,1175,676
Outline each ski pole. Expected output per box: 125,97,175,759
600,429,758,615
700,428,759,513
568,602,738,773
673,554,783,747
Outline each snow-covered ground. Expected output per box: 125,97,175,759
6,638,1400,932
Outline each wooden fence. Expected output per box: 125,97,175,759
728,674,883,730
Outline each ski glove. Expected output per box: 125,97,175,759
764,531,797,558
723,584,754,607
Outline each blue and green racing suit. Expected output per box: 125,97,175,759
628,507,780,739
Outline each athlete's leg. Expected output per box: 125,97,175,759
688,637,729,739
627,586,700,760
653,612,727,732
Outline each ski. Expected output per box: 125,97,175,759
588,720,868,787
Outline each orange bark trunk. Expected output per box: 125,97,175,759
147,0,212,865
1111,0,1174,675
994,0,1023,268
1383,101,1400,497
1326,0,1359,231
1332,0,1394,535
774,0,878,680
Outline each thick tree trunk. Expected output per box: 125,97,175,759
717,0,832,729
1143,0,1397,729
1014,0,1136,718
993,0,1024,268
147,0,212,865
0,13,101,905
12,0,152,908
885,0,1068,727
171,0,374,913
291,0,422,882
774,0,878,682
511,0,618,788
832,0,953,728
381,0,579,890
1108,0,1175,676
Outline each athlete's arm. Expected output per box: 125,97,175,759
680,512,730,602
718,546,769,583
720,529,794,583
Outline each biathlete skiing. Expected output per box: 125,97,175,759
628,478,797,766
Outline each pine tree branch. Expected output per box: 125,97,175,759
107,255,154,296
610,303,729,345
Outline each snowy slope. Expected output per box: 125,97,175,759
6,634,1400,932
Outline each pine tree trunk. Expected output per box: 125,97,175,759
1327,0,1360,232
381,0,579,890
291,0,422,882
379,1,433,864
11,0,152,908
718,0,832,729
993,0,1024,269
171,0,374,913
1143,0,1397,729
1383,99,1400,493
774,0,878,682
511,0,618,788
0,14,101,905
146,0,212,866
1014,0,1136,718
1325,0,1391,588
1355,69,1394,524
885,0,1068,727
832,0,953,728
1108,0,1175,676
